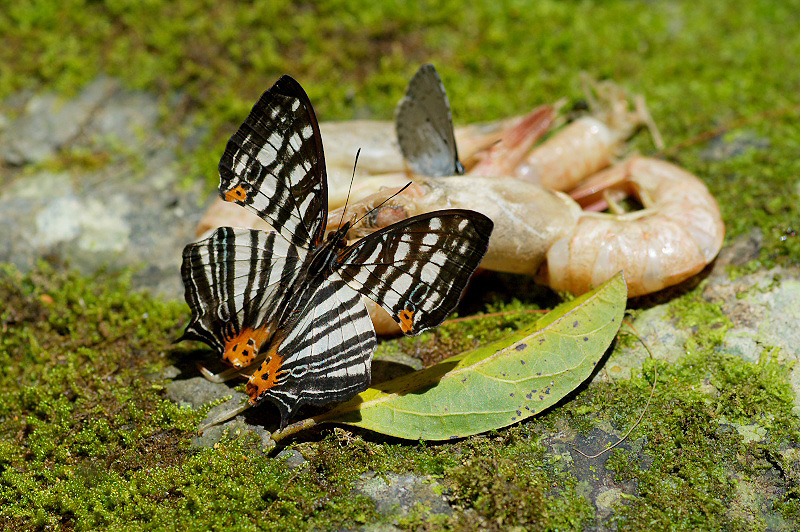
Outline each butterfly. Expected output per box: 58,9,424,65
180,75,493,429
395,64,464,177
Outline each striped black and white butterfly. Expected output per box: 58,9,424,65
395,64,464,177
180,75,493,428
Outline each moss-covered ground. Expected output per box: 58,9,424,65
2,1,800,530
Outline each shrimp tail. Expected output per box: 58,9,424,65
468,105,557,176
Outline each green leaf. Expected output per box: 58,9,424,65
315,272,627,440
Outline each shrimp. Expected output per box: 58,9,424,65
473,75,664,192
543,156,724,296
330,156,723,299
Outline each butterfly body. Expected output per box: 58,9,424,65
181,75,493,428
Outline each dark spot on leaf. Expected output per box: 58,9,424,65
573,321,579,328
520,360,526,365
545,388,551,395
538,338,546,344
536,372,541,376
509,392,514,397
516,410,522,416
461,377,467,383
526,393,532,399
515,343,526,351
583,336,589,341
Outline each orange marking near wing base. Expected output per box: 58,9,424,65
223,326,271,368
224,185,248,202
397,309,415,333
246,346,287,402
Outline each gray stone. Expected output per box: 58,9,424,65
276,448,308,470
0,80,208,300
192,415,274,451
700,130,770,162
705,268,800,415
165,376,243,410
346,525,402,532
160,365,181,380
1,78,118,165
165,376,277,450
592,303,689,383
86,89,160,150
354,472,452,519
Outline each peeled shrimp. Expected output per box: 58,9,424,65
330,156,724,298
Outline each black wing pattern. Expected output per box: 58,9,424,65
337,210,493,335
395,64,464,177
218,75,328,249
245,279,375,426
180,227,303,368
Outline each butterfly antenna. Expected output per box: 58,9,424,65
352,181,413,228
338,148,361,231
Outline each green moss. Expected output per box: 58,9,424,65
442,436,593,530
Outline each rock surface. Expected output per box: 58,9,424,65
354,472,452,519
0,78,207,300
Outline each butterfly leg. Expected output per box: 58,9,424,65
197,360,259,383
197,400,254,432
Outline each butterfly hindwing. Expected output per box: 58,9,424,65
181,227,304,368
337,210,493,335
218,76,328,249
395,64,464,177
245,278,375,428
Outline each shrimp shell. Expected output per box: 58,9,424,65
332,176,583,275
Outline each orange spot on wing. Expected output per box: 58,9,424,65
397,309,415,334
223,326,271,368
246,346,286,403
224,184,248,202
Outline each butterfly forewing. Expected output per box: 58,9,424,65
181,227,304,368
245,278,375,427
395,64,464,177
337,210,493,335
218,76,328,249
